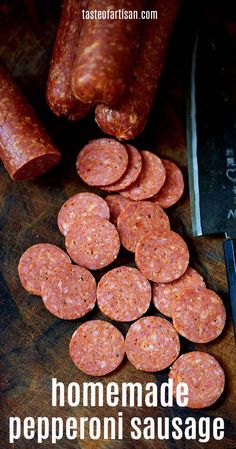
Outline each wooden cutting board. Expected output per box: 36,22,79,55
0,1,236,448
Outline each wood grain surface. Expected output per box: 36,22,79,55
0,1,236,448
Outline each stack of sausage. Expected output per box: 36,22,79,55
46,0,181,140
0,0,181,181
18,138,226,409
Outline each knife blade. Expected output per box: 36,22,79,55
187,9,236,338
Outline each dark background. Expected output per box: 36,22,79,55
0,1,236,448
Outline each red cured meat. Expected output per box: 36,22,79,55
69,320,125,376
95,0,181,140
117,201,170,252
65,216,120,270
18,243,71,296
125,316,180,372
169,351,225,408
42,264,96,320
57,192,110,236
71,0,145,105
153,267,206,318
76,138,128,186
172,288,226,343
121,151,166,201
151,159,184,208
105,194,132,226
46,0,92,120
135,230,189,283
101,145,142,192
97,266,151,322
0,65,61,180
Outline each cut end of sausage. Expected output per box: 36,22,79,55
11,152,61,181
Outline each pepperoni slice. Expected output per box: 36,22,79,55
76,138,128,186
69,320,125,376
18,243,71,296
117,201,170,252
169,351,225,408
125,316,180,372
65,216,120,270
97,266,151,322
57,192,110,236
121,151,166,201
153,267,206,318
135,230,189,283
105,194,132,226
42,264,96,319
172,288,226,343
152,159,184,208
101,144,142,191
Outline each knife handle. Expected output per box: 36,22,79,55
223,238,236,340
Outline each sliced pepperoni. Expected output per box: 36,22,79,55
172,288,226,343
169,351,225,408
121,151,166,201
125,316,180,372
18,243,71,296
135,230,189,283
152,159,184,208
105,194,132,226
117,201,170,252
65,216,120,270
57,192,110,236
101,144,142,191
97,266,151,322
76,138,128,186
41,264,96,319
69,320,125,376
153,267,206,318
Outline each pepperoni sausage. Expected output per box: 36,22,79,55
57,192,110,236
153,267,206,318
46,0,92,120
172,288,226,343
0,65,61,180
95,0,181,140
101,144,142,192
18,243,71,296
125,316,180,372
135,230,189,283
76,138,128,187
69,320,125,376
97,266,151,322
169,352,225,408
151,159,184,208
71,0,146,106
117,201,170,252
105,194,133,226
121,151,166,201
65,216,120,270
42,264,96,320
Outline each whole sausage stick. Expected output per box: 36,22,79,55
0,65,61,181
46,0,92,120
95,0,181,140
71,0,146,106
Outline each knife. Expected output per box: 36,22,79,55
186,7,236,338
